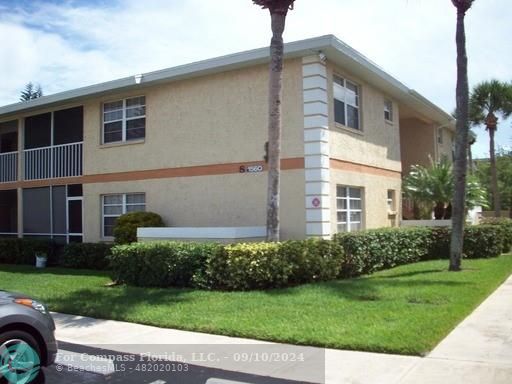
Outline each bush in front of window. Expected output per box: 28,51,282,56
333,227,432,278
113,211,164,244
60,243,113,270
0,238,58,265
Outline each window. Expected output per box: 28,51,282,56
103,96,146,144
333,75,360,130
387,190,396,212
437,128,443,144
336,186,363,232
384,99,393,122
102,193,145,237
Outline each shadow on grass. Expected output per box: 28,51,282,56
48,285,193,327
263,276,472,303
0,264,109,277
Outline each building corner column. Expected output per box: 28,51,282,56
302,55,331,239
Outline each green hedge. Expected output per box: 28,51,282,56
60,243,112,270
113,212,165,244
110,242,220,287
108,223,508,290
110,239,344,290
480,218,512,253
333,225,506,278
333,228,432,277
463,225,503,259
0,238,56,265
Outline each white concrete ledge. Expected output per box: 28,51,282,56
401,220,452,227
138,226,266,242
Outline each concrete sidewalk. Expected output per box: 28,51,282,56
53,275,512,384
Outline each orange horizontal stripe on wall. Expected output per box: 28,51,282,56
0,157,401,191
330,158,402,178
0,158,305,190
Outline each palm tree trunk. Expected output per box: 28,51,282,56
266,11,286,242
489,127,501,217
450,6,470,272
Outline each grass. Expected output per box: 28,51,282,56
1,255,512,355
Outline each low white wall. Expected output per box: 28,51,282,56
401,220,452,228
138,226,267,243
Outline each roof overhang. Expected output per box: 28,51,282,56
0,34,455,129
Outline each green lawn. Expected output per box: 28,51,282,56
1,255,511,355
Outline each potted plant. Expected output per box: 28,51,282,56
35,253,47,269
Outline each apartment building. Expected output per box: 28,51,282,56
0,35,454,243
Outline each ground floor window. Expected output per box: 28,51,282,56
0,189,17,235
22,184,83,244
102,193,145,238
336,186,363,232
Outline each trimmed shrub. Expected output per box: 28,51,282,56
110,242,220,287
480,218,512,253
426,227,451,259
0,238,56,265
333,227,432,277
282,239,344,284
200,242,290,290
60,243,112,270
113,212,164,244
463,225,503,259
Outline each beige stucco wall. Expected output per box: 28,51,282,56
83,169,306,242
326,62,402,173
330,169,402,233
82,58,304,175
400,118,436,173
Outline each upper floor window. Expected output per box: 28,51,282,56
333,75,360,130
103,96,146,144
384,99,393,122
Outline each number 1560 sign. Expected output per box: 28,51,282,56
240,165,264,173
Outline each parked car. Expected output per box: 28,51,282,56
0,291,57,384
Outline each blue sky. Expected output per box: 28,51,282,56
0,0,510,157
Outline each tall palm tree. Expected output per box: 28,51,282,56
469,80,512,217
449,0,474,272
253,0,295,242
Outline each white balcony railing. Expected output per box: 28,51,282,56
24,142,83,180
0,151,17,183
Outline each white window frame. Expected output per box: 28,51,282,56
102,96,146,144
384,99,393,122
336,186,363,233
333,75,361,130
101,193,146,239
387,190,396,213
437,128,444,144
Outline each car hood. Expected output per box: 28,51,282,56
0,290,34,304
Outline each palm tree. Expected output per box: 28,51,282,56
449,0,474,271
253,0,295,242
403,157,487,220
469,80,512,217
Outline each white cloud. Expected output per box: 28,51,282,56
1,0,511,156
